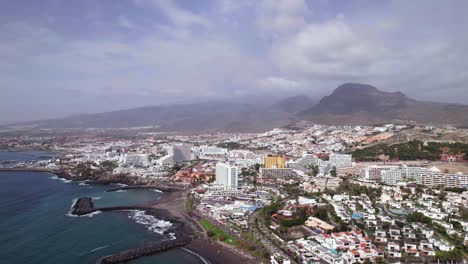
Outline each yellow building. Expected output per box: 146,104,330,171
264,155,286,169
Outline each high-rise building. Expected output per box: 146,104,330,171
199,145,228,155
156,144,193,168
215,163,238,189
418,173,467,188
264,155,286,169
287,153,320,173
329,154,352,169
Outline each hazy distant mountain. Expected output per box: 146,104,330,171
299,83,468,126
7,83,468,132
273,95,316,114
10,100,298,133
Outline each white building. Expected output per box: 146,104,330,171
156,144,194,168
215,163,238,190
329,153,352,169
199,145,228,155
287,153,320,173
419,173,468,188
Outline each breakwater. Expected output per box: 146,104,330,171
71,196,196,263
97,238,192,264
106,185,185,193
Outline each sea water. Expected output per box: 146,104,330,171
0,152,202,264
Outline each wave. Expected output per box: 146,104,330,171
182,248,211,264
115,190,127,193
66,198,102,218
88,245,109,253
128,210,175,240
48,175,72,183
112,183,128,187
78,182,89,186
58,178,72,183
152,189,163,193
67,210,102,218
92,196,102,200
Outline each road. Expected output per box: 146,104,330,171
248,211,295,263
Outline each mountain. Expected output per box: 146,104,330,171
7,83,468,132
8,100,298,133
273,95,316,114
299,83,468,126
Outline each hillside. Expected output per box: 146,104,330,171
273,95,315,114
8,100,298,133
299,83,468,127
7,83,468,132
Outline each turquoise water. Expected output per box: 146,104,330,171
0,152,202,264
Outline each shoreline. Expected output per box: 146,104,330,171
1,168,254,264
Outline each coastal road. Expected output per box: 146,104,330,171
248,211,293,263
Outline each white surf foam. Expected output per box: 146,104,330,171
128,210,175,240
115,190,127,192
112,183,128,187
66,198,102,218
66,210,102,218
58,178,72,183
88,245,109,253
182,248,210,264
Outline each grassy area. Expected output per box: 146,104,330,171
199,218,270,260
199,219,237,245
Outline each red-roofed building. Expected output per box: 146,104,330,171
441,152,465,162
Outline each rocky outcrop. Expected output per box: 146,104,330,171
71,197,95,216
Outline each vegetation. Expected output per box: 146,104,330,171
73,160,118,177
335,180,382,203
435,248,465,261
185,193,194,213
199,219,237,245
216,142,243,149
352,140,468,161
406,212,432,224
445,187,466,193
306,164,319,176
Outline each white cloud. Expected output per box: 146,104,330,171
135,0,209,27
118,16,134,29
258,76,301,91
258,0,309,36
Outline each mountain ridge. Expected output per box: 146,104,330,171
299,83,468,126
6,83,468,132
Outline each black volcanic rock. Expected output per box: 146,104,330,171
71,197,94,216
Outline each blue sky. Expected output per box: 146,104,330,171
1,0,468,123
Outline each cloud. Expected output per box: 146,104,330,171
258,76,301,91
1,0,468,123
134,0,209,27
258,0,309,36
118,16,134,29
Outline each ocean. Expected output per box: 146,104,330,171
0,151,202,264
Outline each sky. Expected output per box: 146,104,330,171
1,0,468,124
